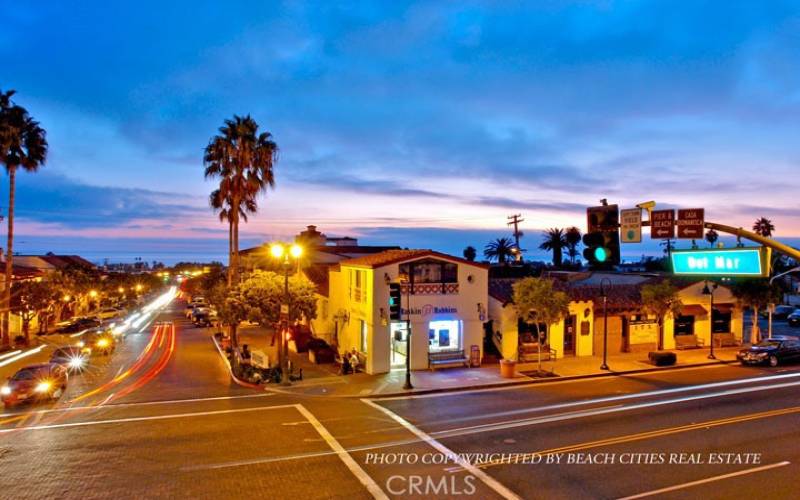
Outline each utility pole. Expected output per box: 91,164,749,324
507,214,524,261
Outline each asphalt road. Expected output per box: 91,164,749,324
3,298,800,499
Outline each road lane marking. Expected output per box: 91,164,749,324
445,405,800,473
0,404,297,434
378,363,786,401
362,398,521,500
295,404,389,500
617,461,791,499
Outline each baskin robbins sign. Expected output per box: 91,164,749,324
401,304,458,316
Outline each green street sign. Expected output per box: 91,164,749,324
671,247,771,277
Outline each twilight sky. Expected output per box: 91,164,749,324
2,1,800,263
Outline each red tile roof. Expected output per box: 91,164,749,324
340,249,489,270
303,264,332,297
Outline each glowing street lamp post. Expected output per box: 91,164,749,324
271,243,303,386
599,278,611,371
702,280,719,360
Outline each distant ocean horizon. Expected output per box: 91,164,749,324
10,231,800,266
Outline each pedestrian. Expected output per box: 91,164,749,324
340,351,352,375
349,348,360,373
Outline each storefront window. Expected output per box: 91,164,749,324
674,315,695,336
428,320,461,352
712,310,731,333
399,259,458,284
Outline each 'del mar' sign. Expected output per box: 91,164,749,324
671,247,769,277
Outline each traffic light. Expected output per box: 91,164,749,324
388,283,402,321
583,204,620,268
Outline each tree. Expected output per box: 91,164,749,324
11,280,50,344
512,277,570,372
731,279,781,343
484,237,515,265
565,227,582,265
462,246,477,262
0,90,48,346
705,229,718,248
539,228,567,268
640,281,683,351
204,115,278,287
752,217,775,238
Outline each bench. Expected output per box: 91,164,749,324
675,335,704,350
713,332,740,348
518,343,556,362
428,350,469,370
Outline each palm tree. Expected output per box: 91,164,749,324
565,226,582,265
539,228,567,267
462,246,477,262
0,90,48,346
484,237,515,265
705,229,718,248
752,217,775,238
204,115,278,287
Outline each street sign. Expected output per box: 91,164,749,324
677,208,704,239
620,208,642,243
650,209,675,239
671,247,771,277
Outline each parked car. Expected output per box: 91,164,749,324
737,337,800,367
1,363,68,408
760,305,796,320
58,317,102,334
788,310,800,328
50,346,89,372
97,307,124,320
77,331,116,356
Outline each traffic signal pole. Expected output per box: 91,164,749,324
403,283,413,390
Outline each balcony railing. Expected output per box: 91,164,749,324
400,283,459,295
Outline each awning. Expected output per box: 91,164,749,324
681,304,708,316
714,303,734,314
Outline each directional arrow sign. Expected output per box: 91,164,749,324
650,209,675,239
677,208,704,239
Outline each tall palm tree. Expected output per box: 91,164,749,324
539,228,567,267
484,237,515,265
705,228,718,248
0,90,47,346
565,226,582,265
204,115,278,287
210,188,258,275
752,217,775,238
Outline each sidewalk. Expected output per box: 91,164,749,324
226,325,743,398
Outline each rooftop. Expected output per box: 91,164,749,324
340,249,490,269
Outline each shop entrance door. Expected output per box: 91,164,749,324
564,315,576,356
390,322,408,368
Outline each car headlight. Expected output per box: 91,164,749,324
68,357,85,369
0,386,11,396
756,352,769,358
35,381,52,393
97,339,110,348
76,341,85,347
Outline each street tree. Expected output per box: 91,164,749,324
640,280,683,350
12,280,51,344
539,228,567,268
731,279,781,343
204,115,278,287
484,237,515,265
462,246,477,262
238,270,317,327
0,89,48,346
512,277,570,373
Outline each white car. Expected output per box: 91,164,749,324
97,308,123,320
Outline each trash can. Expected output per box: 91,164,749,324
500,359,517,378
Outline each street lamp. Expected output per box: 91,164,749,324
768,266,800,338
702,280,719,360
270,242,303,386
599,278,611,371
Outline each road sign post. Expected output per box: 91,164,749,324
620,208,642,243
677,208,704,239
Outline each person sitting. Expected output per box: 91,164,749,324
339,351,352,375
349,348,360,373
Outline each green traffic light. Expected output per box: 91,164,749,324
594,247,608,262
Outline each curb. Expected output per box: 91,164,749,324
210,335,262,390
